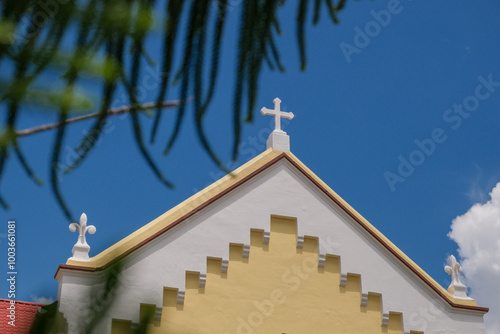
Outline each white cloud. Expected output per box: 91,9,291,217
31,295,54,305
448,182,500,334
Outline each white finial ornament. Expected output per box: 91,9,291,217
68,213,96,261
260,98,294,152
444,255,471,299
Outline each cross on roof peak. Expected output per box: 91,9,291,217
260,97,294,133
260,97,294,152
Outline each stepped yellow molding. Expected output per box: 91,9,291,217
111,217,424,334
55,149,488,313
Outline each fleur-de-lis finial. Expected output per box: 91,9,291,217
444,255,470,299
68,213,96,261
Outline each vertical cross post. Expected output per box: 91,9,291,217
260,98,294,133
260,98,295,152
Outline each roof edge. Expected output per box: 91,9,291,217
55,149,285,273
283,152,488,313
55,150,488,313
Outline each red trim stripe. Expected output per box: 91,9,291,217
55,153,488,313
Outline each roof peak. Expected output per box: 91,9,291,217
260,97,294,152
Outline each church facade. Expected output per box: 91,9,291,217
55,99,488,333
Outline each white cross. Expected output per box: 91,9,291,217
260,98,294,132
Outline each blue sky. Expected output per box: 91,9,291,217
2,0,500,331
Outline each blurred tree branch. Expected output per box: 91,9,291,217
0,0,351,220
15,100,183,137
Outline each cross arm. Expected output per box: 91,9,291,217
260,107,273,116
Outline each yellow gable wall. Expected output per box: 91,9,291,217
112,216,422,334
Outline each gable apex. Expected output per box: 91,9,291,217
55,148,488,314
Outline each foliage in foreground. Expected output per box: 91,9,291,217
0,0,349,221
28,260,156,334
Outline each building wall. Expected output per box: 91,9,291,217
57,158,486,333
112,216,410,334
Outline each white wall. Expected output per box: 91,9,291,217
57,160,486,333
